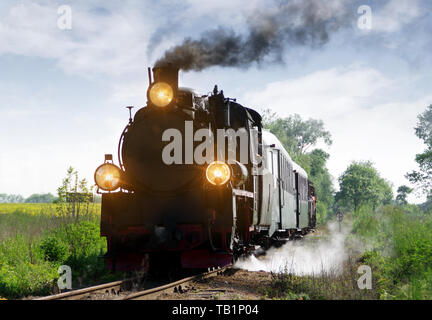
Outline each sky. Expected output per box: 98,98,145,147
0,0,431,203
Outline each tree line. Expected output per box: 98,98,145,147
262,105,432,221
0,193,56,203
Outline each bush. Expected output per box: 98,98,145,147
357,205,432,299
0,235,58,298
39,236,69,263
0,208,111,299
0,261,58,298
316,202,327,225
53,220,108,286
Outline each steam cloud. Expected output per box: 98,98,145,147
234,222,351,275
155,0,352,71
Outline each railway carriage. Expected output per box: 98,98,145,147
94,65,316,271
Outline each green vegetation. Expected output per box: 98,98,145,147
0,194,25,203
353,104,432,299
24,193,57,203
336,161,393,212
308,149,335,223
1,193,57,204
354,205,432,299
0,205,108,299
407,104,432,194
262,112,332,156
261,105,432,300
0,168,114,299
261,203,432,300
396,185,413,205
0,216,108,298
262,260,376,300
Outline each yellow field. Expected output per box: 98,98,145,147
0,203,101,216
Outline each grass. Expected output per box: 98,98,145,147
0,203,118,299
261,204,432,300
261,257,378,300
2,203,432,300
0,203,100,242
359,205,432,299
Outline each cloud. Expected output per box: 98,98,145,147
242,65,430,202
0,0,426,78
0,2,154,77
245,65,393,118
373,0,421,33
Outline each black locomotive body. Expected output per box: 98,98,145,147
94,65,316,271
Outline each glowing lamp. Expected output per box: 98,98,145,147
206,161,231,186
148,82,174,107
94,163,122,191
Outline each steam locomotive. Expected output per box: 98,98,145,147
94,65,316,271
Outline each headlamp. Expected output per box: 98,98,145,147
148,82,174,107
94,163,122,191
206,161,231,186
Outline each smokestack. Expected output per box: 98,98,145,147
154,0,352,71
152,63,179,92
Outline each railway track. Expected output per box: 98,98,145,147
34,276,141,300
121,265,230,300
34,265,231,300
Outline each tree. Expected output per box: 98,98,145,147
0,194,24,203
395,185,413,205
56,166,93,219
407,105,432,193
336,161,393,212
24,193,57,203
308,149,334,221
262,110,332,157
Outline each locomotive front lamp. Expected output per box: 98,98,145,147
206,161,231,186
148,82,174,107
94,163,122,191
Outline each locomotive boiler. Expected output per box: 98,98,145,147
94,65,316,271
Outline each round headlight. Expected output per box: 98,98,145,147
94,163,122,191
148,82,174,107
206,161,231,186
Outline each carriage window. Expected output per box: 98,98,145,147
266,148,273,174
299,176,308,201
270,151,274,175
282,157,285,190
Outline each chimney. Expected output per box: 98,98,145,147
152,63,179,93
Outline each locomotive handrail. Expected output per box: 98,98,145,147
117,122,130,171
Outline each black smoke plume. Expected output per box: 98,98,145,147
155,0,352,71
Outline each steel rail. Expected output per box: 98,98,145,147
121,265,231,300
34,265,231,300
34,277,140,300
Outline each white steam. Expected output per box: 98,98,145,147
235,222,350,276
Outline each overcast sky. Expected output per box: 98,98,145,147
0,0,431,203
